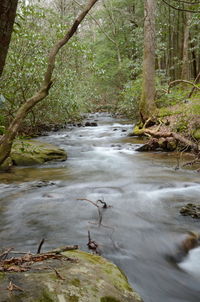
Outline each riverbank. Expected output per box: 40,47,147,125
132,92,200,170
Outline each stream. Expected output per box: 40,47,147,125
0,113,200,302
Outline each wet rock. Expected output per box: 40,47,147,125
85,122,98,127
31,181,56,188
136,137,177,152
0,250,143,302
135,138,159,151
169,232,200,263
180,203,200,218
166,137,177,151
11,139,67,166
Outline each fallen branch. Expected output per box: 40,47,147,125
135,128,199,151
0,246,78,273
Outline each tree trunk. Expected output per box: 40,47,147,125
140,0,156,122
0,0,18,77
0,0,98,165
181,12,190,80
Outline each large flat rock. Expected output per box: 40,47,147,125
10,139,67,166
0,250,143,302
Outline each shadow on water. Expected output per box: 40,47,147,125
0,113,200,302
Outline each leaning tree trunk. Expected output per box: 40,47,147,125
140,0,156,122
0,0,98,165
0,0,18,77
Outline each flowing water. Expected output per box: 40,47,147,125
0,113,200,302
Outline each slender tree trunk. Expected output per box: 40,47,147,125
0,0,18,77
181,12,190,80
140,0,156,122
0,0,98,165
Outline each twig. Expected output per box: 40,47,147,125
7,281,24,292
87,231,99,253
48,266,65,280
0,248,13,261
168,79,200,94
37,238,45,254
48,245,79,254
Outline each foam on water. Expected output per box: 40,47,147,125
179,247,200,279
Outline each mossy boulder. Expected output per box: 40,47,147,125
10,139,67,166
0,156,13,171
0,250,143,302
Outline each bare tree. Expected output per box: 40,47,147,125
0,0,98,165
0,0,18,77
140,0,156,122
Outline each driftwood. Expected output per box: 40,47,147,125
77,198,111,227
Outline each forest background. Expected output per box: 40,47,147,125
0,0,200,138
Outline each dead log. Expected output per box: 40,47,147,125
134,128,199,152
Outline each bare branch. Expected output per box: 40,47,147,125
168,79,200,93
161,0,200,12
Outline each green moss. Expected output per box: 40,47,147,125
71,278,80,287
37,290,55,302
192,128,200,140
101,297,120,302
0,272,5,280
68,295,79,302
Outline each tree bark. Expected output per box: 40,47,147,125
0,0,18,77
0,0,98,165
140,0,156,122
181,12,190,80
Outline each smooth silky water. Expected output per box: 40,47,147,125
0,113,200,302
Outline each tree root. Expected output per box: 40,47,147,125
134,128,199,152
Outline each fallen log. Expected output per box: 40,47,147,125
134,128,199,152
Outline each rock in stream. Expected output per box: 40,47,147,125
0,250,143,302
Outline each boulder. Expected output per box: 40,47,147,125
0,250,143,302
10,139,67,166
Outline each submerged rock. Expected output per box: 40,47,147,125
85,121,98,127
0,250,143,302
10,139,67,166
180,203,200,219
